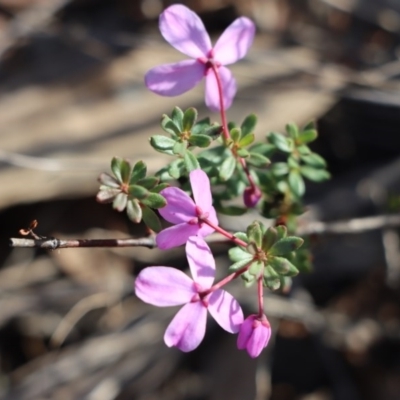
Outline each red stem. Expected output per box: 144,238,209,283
210,64,230,141
201,264,250,296
257,277,264,318
210,64,258,193
202,217,247,247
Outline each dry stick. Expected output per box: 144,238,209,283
9,237,156,249
9,214,400,249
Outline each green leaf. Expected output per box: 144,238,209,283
111,157,123,182
271,162,289,176
130,161,147,184
288,171,305,197
303,120,316,131
229,257,254,272
141,205,162,232
234,232,249,246
300,153,327,168
249,142,276,157
263,265,281,290
128,185,149,200
173,141,186,156
229,246,252,262
286,123,299,139
184,150,200,172
300,166,330,182
171,106,184,131
136,176,158,190
188,134,212,148
191,117,210,135
183,107,197,131
238,133,255,148
237,148,250,158
241,114,257,137
141,192,167,208
268,132,293,153
247,221,263,248
247,152,271,168
230,127,241,143
215,204,247,216
126,199,142,223
99,172,120,188
168,159,184,179
269,237,304,256
150,135,176,153
120,160,131,183
297,145,311,156
269,256,299,277
248,260,263,277
287,156,299,169
113,192,127,211
276,225,287,239
96,187,120,203
219,156,236,181
262,226,278,251
161,116,180,137
241,271,256,286
298,129,318,144
203,125,222,139
152,183,169,193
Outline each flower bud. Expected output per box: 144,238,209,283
237,314,271,358
243,186,261,208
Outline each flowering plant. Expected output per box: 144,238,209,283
97,4,330,358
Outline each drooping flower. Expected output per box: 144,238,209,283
237,314,271,358
243,185,262,208
145,4,255,111
135,236,244,352
156,169,218,249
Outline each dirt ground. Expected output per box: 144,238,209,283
1,1,400,399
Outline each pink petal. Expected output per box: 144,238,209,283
156,223,200,249
205,66,237,111
213,17,256,65
246,322,271,358
159,187,196,224
198,206,218,237
237,315,255,349
145,60,205,97
186,236,215,288
208,289,244,333
237,315,272,358
135,267,195,306
190,169,212,212
164,301,207,352
159,4,212,59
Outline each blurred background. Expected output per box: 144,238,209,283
1,0,400,399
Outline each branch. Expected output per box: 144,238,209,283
9,236,156,249
9,214,400,249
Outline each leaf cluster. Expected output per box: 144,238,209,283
96,157,167,231
150,106,221,177
228,222,304,290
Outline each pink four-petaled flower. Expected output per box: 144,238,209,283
156,169,218,249
135,236,244,352
145,4,256,111
237,314,272,358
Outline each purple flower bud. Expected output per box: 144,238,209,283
243,186,262,208
237,314,271,358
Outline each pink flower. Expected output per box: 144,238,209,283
145,4,255,111
156,169,218,249
237,314,271,358
243,185,262,208
135,236,244,352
